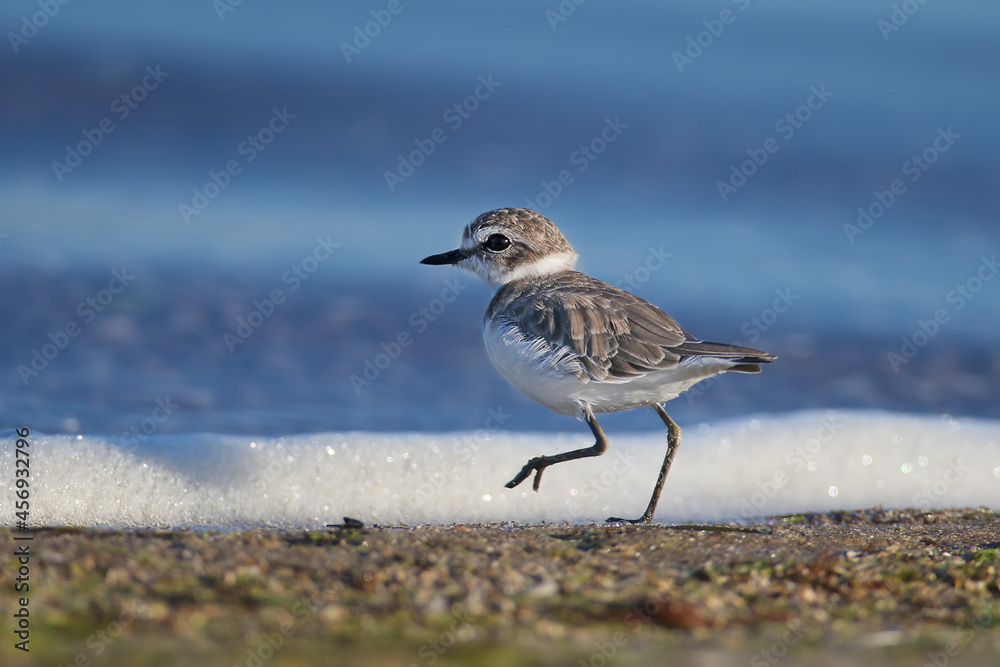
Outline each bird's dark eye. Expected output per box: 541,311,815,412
484,234,511,252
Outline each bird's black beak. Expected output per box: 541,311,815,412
420,248,471,265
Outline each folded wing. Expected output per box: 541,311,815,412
491,272,776,383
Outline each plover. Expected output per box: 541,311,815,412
420,208,775,523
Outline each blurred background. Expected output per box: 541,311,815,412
2,0,998,435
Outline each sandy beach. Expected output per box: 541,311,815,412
2,508,998,666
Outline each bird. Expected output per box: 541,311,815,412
420,208,775,523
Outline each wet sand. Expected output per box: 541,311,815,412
1,508,998,666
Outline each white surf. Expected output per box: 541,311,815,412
1,410,997,528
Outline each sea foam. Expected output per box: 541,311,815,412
1,410,997,528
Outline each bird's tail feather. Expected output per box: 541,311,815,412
674,340,776,374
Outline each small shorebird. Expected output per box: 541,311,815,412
421,208,775,523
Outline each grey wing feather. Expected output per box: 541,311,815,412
492,273,775,382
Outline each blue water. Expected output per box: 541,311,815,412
2,1,999,439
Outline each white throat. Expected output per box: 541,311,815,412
503,251,578,283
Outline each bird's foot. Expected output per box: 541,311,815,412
505,455,552,491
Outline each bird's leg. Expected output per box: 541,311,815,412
505,405,609,492
607,403,681,524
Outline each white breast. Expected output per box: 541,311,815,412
483,320,587,415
